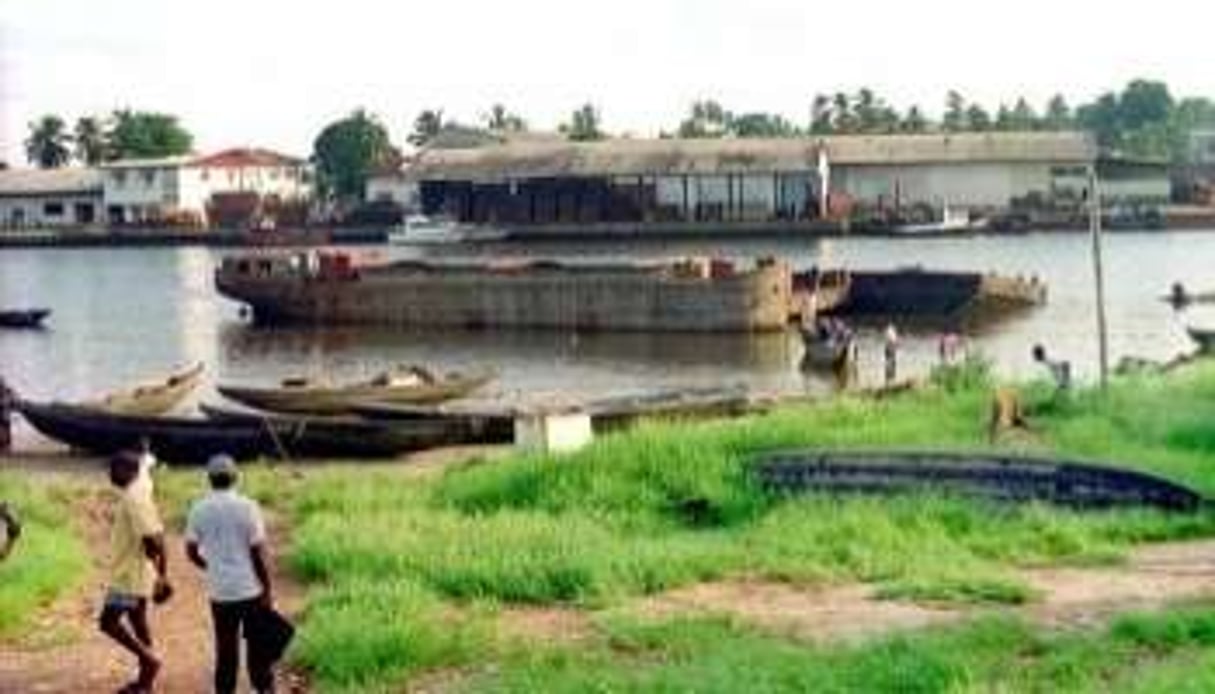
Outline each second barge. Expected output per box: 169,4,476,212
215,254,792,333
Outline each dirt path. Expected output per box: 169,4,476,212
0,490,307,694
626,539,1215,643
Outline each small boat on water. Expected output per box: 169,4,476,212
217,366,494,415
798,324,855,371
17,401,272,464
892,206,986,235
388,214,507,245
1186,326,1215,352
199,404,507,457
88,362,205,416
0,309,51,329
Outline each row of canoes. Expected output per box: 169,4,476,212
15,363,502,463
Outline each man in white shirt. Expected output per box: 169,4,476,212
185,455,275,694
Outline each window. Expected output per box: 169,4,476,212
142,170,156,185
200,169,210,181
112,170,128,186
43,202,64,216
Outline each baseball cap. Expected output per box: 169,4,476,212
206,454,238,476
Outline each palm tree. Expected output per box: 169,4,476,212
831,92,854,133
809,94,833,134
485,104,527,133
74,116,108,164
408,109,445,147
25,115,72,168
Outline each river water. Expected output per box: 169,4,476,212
1,231,1212,440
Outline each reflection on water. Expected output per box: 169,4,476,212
2,232,1213,429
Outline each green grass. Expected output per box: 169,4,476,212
277,359,1215,688
463,604,1215,693
0,473,88,638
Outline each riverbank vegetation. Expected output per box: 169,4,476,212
7,358,1215,689
0,473,87,639
278,358,1215,690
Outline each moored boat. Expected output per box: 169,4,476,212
798,327,855,371
87,362,205,416
0,309,51,329
1186,326,1215,352
17,400,272,464
199,403,509,456
217,366,494,415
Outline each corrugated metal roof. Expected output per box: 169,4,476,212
406,132,1097,181
0,168,104,196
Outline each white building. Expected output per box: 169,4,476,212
365,169,419,209
0,168,104,229
101,148,311,226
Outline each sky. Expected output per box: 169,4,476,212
2,0,1214,165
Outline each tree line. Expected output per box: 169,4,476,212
23,110,193,168
21,79,1215,204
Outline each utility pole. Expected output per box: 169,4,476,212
1088,166,1110,389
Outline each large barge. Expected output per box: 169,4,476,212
215,253,792,332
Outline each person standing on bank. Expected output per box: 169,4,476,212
0,374,15,452
99,451,170,694
185,455,276,694
883,322,900,385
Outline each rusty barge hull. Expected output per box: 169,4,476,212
215,257,792,333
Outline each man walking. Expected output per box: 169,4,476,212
185,455,276,694
99,451,169,694
0,502,20,562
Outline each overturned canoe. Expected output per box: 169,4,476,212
199,404,510,457
0,309,51,329
217,368,494,415
1186,327,1215,352
88,362,206,416
17,400,271,464
755,449,1205,511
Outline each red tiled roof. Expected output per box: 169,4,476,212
192,148,304,168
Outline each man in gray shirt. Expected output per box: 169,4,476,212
185,455,275,694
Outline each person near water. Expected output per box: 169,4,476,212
0,502,20,562
1032,343,1072,392
0,375,15,452
99,451,170,694
883,322,900,385
186,454,277,694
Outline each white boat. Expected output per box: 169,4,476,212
388,215,507,245
893,206,986,235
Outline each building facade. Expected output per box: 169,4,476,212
0,168,104,229
404,132,1099,228
100,148,311,226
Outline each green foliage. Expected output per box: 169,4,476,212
312,108,398,200
24,115,72,168
106,109,193,160
0,474,87,638
929,352,994,393
407,109,445,147
473,606,1215,693
560,103,604,142
72,117,108,165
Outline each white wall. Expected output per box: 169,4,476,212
833,162,1056,208
0,193,103,227
366,175,418,207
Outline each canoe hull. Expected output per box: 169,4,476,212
217,372,493,414
0,309,51,329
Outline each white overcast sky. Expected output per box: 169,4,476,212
2,0,1213,164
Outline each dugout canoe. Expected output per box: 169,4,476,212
0,309,51,329
217,367,494,415
88,362,205,416
754,449,1205,511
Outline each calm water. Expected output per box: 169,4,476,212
1,231,1212,444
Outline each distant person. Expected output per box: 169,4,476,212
131,436,158,502
186,455,277,694
99,451,170,694
1032,344,1072,392
883,322,900,385
938,328,964,365
0,502,20,562
1170,282,1190,308
0,375,14,452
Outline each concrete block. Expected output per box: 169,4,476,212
514,411,594,454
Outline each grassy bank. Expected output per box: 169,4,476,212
280,359,1215,690
0,473,88,639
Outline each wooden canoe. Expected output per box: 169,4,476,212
199,403,509,456
755,449,1205,511
798,328,854,371
0,309,51,329
88,362,206,416
217,368,494,414
1186,327,1215,352
17,400,272,464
